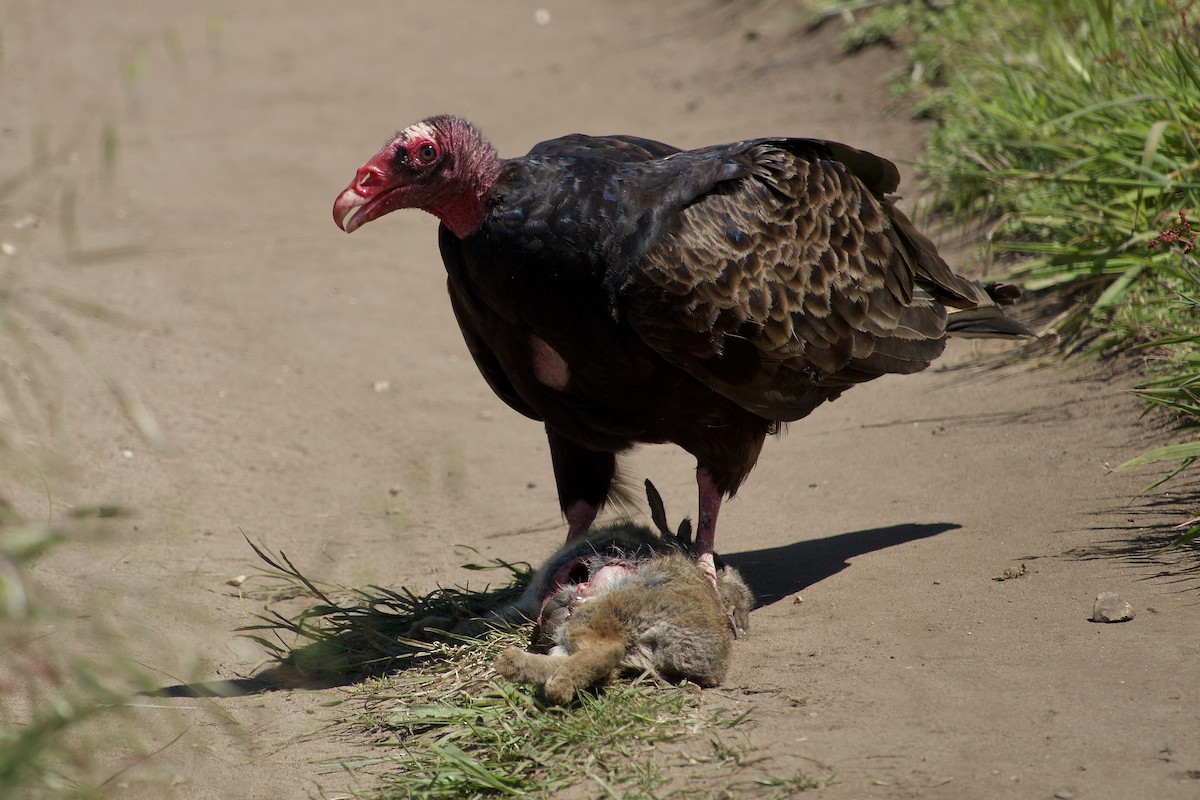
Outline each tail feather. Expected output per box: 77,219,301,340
946,305,1033,338
887,202,994,310
886,202,1033,340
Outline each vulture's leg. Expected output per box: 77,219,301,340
547,428,616,542
694,467,722,586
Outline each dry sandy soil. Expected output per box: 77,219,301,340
3,1,1199,798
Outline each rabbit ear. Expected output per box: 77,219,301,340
646,479,697,552
675,518,694,549
645,479,672,539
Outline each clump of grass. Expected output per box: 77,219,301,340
0,17,198,795
0,180,142,796
1116,250,1200,534
0,293,168,795
805,0,930,52
0,507,169,799
907,0,1199,335
242,542,828,799
353,673,745,799
240,539,533,678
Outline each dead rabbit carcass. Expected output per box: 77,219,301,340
494,482,753,704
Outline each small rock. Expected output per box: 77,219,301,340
1054,790,1074,799
226,575,247,587
1092,592,1135,623
0,241,15,256
372,380,391,392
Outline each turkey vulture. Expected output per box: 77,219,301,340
333,115,1029,583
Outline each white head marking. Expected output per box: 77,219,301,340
404,121,437,141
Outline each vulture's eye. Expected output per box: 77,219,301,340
416,143,438,163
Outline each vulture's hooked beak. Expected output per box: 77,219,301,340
332,149,402,234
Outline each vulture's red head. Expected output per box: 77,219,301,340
333,115,500,238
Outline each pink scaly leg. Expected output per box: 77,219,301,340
565,500,598,542
695,467,722,588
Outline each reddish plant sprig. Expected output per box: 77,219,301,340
1093,52,1128,66
1168,0,1195,33
1148,211,1197,255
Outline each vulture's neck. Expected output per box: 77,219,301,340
431,133,502,239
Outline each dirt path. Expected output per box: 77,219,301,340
4,1,1198,798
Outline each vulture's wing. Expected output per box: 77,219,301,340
621,138,1022,422
440,227,543,423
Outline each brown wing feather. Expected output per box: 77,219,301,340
626,142,1015,422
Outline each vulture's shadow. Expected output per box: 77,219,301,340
151,521,957,698
724,521,959,607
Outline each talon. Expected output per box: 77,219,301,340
697,552,718,590
565,500,598,541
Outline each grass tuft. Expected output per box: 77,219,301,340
240,537,532,678
0,512,160,799
0,13,208,794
